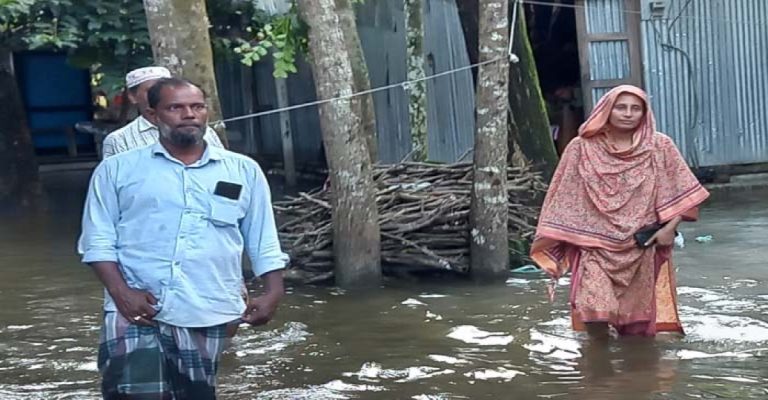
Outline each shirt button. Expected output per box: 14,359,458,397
173,261,181,267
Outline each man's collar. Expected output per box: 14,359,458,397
150,141,173,159
151,141,224,165
206,144,225,161
137,115,157,132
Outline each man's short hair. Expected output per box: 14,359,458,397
147,78,207,109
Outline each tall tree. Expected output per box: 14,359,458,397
143,0,228,147
405,0,427,161
457,1,557,177
507,2,558,177
336,0,378,163
297,0,381,288
470,0,509,281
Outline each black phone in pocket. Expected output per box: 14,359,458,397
214,181,242,200
634,223,664,248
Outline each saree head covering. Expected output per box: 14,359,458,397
531,85,709,335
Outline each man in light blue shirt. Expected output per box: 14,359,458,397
78,78,287,399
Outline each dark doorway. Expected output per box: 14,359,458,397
456,0,585,156
525,0,584,155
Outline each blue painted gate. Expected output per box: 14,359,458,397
14,51,93,156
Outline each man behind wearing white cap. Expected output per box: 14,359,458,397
101,66,224,158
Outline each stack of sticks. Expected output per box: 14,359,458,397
274,162,548,275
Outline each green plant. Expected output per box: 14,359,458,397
1,0,79,49
68,0,152,93
234,7,307,78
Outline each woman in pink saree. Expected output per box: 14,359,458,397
531,85,709,338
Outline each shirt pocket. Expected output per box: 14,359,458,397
208,197,243,227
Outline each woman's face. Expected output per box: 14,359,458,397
609,93,644,131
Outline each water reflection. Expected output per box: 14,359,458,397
571,339,678,400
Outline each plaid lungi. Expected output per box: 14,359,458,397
97,312,235,400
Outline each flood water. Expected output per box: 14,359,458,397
1,169,767,399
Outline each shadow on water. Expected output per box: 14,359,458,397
1,169,767,399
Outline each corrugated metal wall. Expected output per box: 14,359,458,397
577,0,644,110
641,0,768,167
588,41,630,81
249,58,325,165
214,59,256,154
357,0,411,163
216,56,326,165
215,0,476,166
586,0,627,33
423,0,476,163
357,0,476,163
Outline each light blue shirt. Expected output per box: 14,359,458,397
78,142,287,328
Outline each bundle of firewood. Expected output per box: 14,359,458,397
274,162,548,276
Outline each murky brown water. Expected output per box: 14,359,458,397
1,170,767,399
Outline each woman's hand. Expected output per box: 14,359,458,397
645,226,677,247
645,216,683,247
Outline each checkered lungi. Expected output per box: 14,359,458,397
97,312,235,400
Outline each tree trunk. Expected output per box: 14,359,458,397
470,0,509,281
336,0,378,163
508,2,558,178
297,0,381,288
142,0,228,147
0,48,45,209
274,75,296,186
405,0,428,162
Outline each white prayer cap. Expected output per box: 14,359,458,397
125,66,171,89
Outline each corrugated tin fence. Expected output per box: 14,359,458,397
423,0,476,163
641,0,768,167
215,55,328,166
575,0,644,111
215,0,476,167
357,0,411,163
575,0,768,167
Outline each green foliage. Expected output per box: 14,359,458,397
1,0,314,87
0,0,151,92
0,0,79,50
76,1,149,57
233,6,307,79
207,0,265,59
68,0,152,92
25,1,80,48
0,0,34,35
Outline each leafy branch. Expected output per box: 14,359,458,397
234,7,307,78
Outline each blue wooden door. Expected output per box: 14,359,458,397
14,51,93,156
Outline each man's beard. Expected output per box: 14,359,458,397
158,122,204,148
